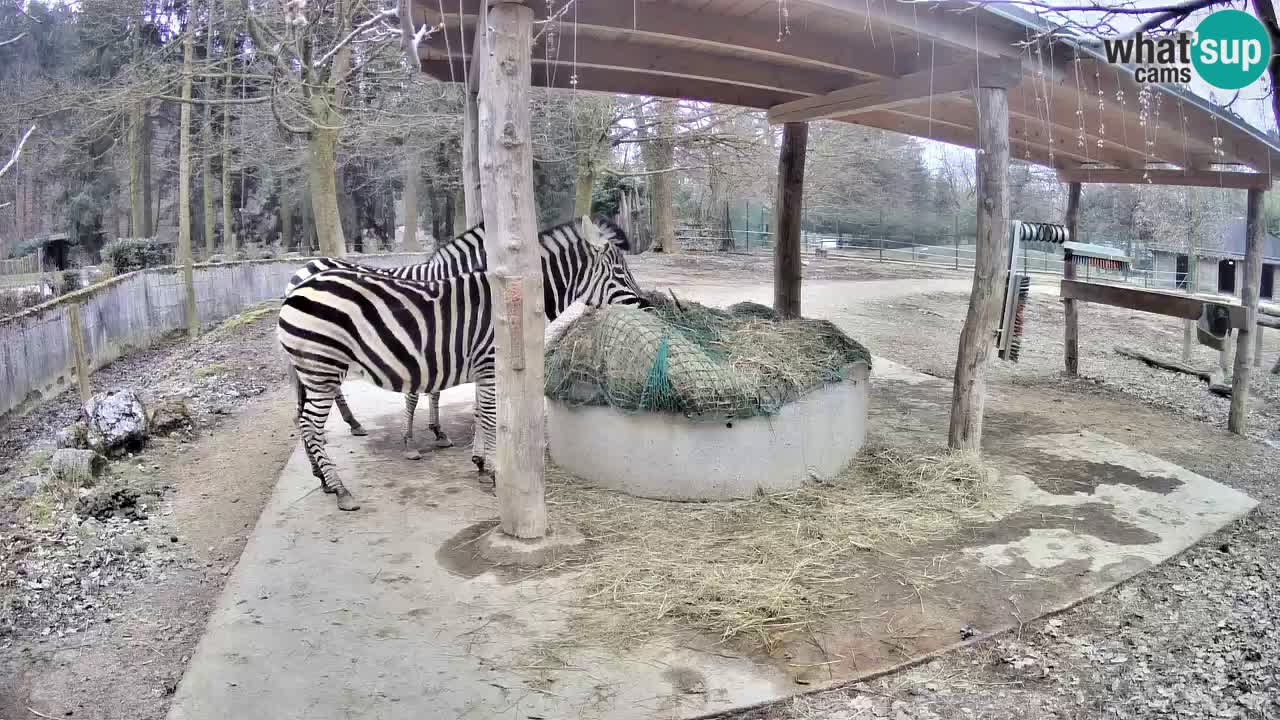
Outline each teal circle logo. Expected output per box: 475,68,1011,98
1192,9,1271,90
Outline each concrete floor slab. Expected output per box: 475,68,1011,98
168,361,1256,720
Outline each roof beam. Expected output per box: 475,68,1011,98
853,108,1089,168
420,58,805,110
1057,168,1273,190
422,34,858,99
767,59,1020,125
418,1,919,80
809,0,1020,59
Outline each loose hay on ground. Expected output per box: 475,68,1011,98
545,444,1006,651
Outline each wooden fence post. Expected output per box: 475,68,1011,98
1229,188,1265,434
478,0,546,539
66,303,91,404
948,85,1010,451
1062,181,1081,375
773,121,807,320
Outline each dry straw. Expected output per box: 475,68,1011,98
545,443,1005,652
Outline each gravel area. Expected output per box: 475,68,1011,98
715,268,1280,720
1,302,295,719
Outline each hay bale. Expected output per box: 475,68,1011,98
544,295,870,418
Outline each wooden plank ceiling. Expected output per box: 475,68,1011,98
414,0,1280,178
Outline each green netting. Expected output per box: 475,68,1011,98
544,293,872,418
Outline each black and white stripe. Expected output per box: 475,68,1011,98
283,216,632,461
278,218,647,510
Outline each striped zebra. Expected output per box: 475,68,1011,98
278,217,648,511
283,216,631,464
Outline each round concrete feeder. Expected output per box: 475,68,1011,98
546,361,871,501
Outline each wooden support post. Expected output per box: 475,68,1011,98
948,85,1009,451
1255,326,1264,367
462,4,485,227
773,121,807,320
478,0,546,539
66,303,91,404
1062,181,1081,376
1229,188,1266,434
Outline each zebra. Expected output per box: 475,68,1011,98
277,217,649,511
282,216,632,465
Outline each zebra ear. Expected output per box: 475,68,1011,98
580,215,606,251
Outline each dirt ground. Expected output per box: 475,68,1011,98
2,253,1277,719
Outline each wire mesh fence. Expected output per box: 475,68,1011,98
0,252,433,417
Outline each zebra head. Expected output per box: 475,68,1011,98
576,215,650,309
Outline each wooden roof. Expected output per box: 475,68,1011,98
414,0,1280,181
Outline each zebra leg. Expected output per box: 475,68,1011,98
470,382,486,474
474,378,497,492
297,385,361,512
426,391,452,447
333,387,368,437
402,392,422,460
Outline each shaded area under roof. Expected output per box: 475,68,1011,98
414,0,1280,177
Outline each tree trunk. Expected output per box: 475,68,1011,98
426,177,441,244
178,30,198,337
948,86,1010,451
402,150,420,251
280,189,293,251
142,107,154,237
201,0,216,258
574,148,597,216
442,190,455,243
308,126,345,257
128,101,148,238
648,99,676,253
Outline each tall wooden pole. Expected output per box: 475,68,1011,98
1229,188,1266,434
1062,181,1081,375
462,4,485,227
478,0,546,539
773,121,807,320
948,86,1010,451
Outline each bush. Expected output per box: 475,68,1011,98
102,238,170,274
60,269,82,293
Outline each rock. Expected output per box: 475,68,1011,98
13,475,44,498
148,398,193,434
84,390,148,456
49,449,108,487
55,421,91,449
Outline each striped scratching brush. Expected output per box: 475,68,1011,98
1003,274,1031,362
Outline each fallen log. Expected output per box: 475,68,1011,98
1114,346,1234,398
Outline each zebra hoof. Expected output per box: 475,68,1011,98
336,490,361,511
404,449,422,461
429,426,453,448
349,426,369,437
472,456,485,473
